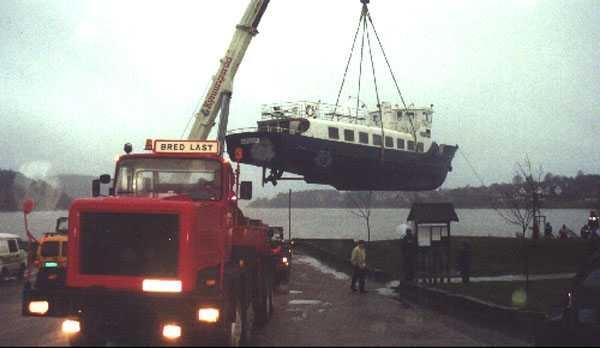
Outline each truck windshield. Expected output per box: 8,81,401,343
115,158,222,200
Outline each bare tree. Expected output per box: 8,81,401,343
495,156,544,238
347,191,373,242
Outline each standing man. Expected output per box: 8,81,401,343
401,228,416,282
457,242,472,284
350,240,367,293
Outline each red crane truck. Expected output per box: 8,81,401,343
23,0,272,345
23,139,274,345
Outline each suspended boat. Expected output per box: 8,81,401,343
226,0,457,191
225,101,457,191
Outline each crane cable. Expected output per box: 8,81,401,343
459,147,513,220
333,1,417,145
365,10,417,143
333,6,366,120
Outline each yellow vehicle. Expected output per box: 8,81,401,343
34,217,68,288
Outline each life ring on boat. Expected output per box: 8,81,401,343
305,105,316,118
314,150,332,168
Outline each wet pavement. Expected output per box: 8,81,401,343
0,253,529,346
0,278,66,346
253,254,530,346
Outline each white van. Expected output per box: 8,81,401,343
0,233,28,280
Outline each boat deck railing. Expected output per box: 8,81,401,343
260,101,369,124
227,125,295,135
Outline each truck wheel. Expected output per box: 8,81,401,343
68,318,106,347
17,264,26,281
68,332,105,347
255,273,273,326
221,291,253,347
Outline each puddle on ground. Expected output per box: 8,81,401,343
376,287,397,297
288,299,322,305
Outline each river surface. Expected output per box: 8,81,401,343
0,208,591,241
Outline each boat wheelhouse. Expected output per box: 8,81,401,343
225,101,457,191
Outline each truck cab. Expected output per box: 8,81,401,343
23,140,274,346
34,226,68,289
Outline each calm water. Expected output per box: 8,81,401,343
1,208,591,241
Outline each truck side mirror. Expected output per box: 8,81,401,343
22,199,35,215
240,181,252,200
92,179,101,197
99,174,111,184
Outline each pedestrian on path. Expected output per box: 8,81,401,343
401,228,416,282
350,240,367,293
544,222,554,239
457,242,472,284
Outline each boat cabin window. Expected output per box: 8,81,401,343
407,112,415,118
373,134,382,146
328,127,340,140
344,129,355,142
359,132,369,144
385,136,394,148
396,111,402,120
289,119,310,134
407,140,415,151
397,138,405,149
417,142,424,152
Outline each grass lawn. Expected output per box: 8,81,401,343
435,278,573,314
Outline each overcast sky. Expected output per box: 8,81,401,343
1,0,599,197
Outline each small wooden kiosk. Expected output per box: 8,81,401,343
407,203,459,284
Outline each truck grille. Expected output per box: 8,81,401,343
80,212,179,277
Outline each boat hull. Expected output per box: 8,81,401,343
225,132,457,191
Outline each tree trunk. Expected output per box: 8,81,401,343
366,217,371,242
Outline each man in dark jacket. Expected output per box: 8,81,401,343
457,242,472,284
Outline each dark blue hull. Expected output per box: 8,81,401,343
226,132,457,191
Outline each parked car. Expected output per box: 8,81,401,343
535,253,600,346
0,233,28,280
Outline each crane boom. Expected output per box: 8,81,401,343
188,0,270,141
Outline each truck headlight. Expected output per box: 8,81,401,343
28,301,49,315
62,320,81,335
142,279,182,293
198,308,220,323
162,324,182,340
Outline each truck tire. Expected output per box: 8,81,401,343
17,264,26,281
68,330,106,347
220,285,253,347
255,271,273,326
68,317,106,347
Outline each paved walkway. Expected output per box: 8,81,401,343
253,254,529,346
